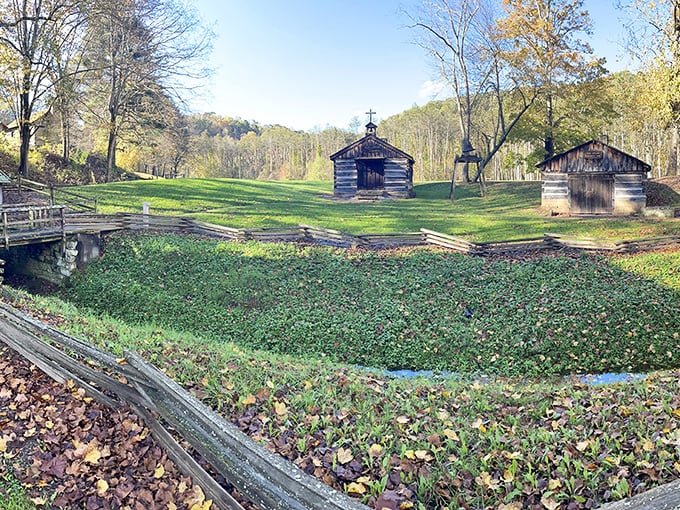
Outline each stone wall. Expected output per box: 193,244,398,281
1,233,102,285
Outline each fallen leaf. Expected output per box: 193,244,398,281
414,449,433,461
337,447,353,464
185,485,206,507
346,481,367,495
475,471,499,490
274,401,287,416
576,440,590,451
368,443,383,457
541,495,560,510
84,445,102,465
242,394,256,405
498,503,522,510
96,479,109,495
442,429,460,441
154,463,165,478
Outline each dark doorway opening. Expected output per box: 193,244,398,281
357,159,385,190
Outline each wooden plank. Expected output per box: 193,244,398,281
130,388,246,510
0,313,242,510
0,302,141,381
598,479,680,510
0,318,146,408
0,321,121,409
125,351,370,510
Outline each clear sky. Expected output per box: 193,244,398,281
188,0,633,132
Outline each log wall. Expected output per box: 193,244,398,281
333,159,357,197
384,158,415,198
541,173,569,213
614,174,646,214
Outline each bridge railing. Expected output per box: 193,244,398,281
16,177,97,213
0,204,66,247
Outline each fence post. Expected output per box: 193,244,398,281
143,202,150,229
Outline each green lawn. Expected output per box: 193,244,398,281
72,179,680,241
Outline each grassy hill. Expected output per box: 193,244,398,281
73,179,680,241
3,178,679,509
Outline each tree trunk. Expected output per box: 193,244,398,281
106,128,117,183
18,86,31,176
18,122,31,176
545,94,555,159
60,113,71,161
668,123,679,176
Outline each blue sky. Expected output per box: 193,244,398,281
189,1,633,132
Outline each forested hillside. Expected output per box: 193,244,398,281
1,1,679,184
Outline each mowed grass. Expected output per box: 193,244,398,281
72,179,680,241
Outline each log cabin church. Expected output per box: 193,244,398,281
539,139,650,215
330,112,415,199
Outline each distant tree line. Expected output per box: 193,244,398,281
0,0,679,184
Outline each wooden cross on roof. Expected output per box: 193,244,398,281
366,109,376,123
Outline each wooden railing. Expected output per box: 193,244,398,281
0,204,66,247
0,300,369,510
16,177,97,213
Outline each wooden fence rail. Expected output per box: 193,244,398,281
16,177,97,213
0,300,369,510
58,212,680,256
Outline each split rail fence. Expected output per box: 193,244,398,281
0,299,369,510
63,212,680,255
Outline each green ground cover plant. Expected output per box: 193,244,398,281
3,288,680,510
0,471,36,510
71,179,680,241
63,233,680,377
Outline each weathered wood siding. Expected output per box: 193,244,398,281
333,159,357,197
539,140,649,215
539,141,649,174
569,174,613,214
541,173,568,212
384,158,414,198
614,174,646,214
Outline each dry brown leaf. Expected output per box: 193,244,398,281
337,447,353,464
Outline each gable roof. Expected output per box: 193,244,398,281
536,139,651,173
330,133,414,163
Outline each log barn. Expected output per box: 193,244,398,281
330,121,415,199
538,140,650,215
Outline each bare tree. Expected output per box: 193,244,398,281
84,0,212,181
410,0,536,197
